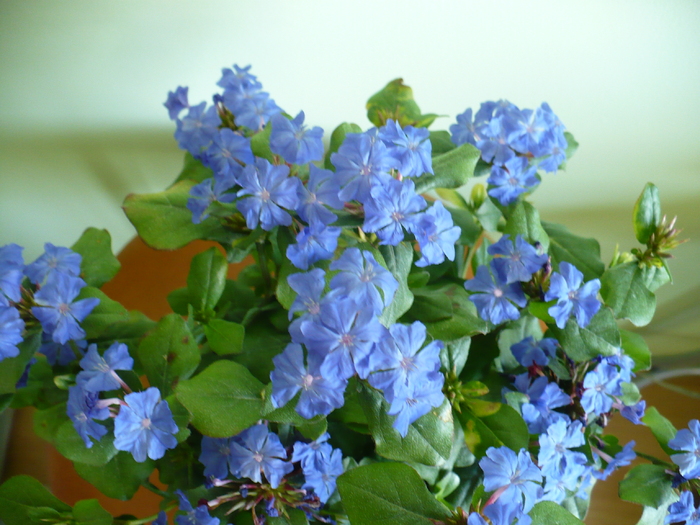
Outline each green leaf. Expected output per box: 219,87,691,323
621,381,642,406
0,475,72,525
325,122,363,169
563,132,579,163
176,360,264,437
167,287,190,315
440,337,471,376
55,420,117,466
408,286,454,322
33,403,68,443
378,243,414,326
0,331,40,395
619,464,676,508
359,386,453,466
424,284,490,342
475,197,503,232
71,499,112,525
460,332,498,382
205,318,245,355
225,227,266,264
251,123,273,161
337,462,451,525
526,301,556,325
275,261,299,310
123,180,232,250
71,228,121,288
137,314,200,397
77,287,128,339
459,400,529,458
445,206,481,246
497,315,543,372
633,183,661,245
542,221,605,280
366,79,438,128
642,262,672,292
187,247,228,313
260,384,327,440
547,308,620,362
600,262,656,327
529,501,584,525
620,329,652,372
503,201,550,252
74,452,154,501
642,406,677,456
269,509,309,525
430,130,457,155
414,143,480,194
635,505,675,525
172,152,214,185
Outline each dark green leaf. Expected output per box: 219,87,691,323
642,407,677,456
74,452,154,501
529,501,584,525
71,228,121,288
232,319,289,383
620,329,652,372
408,286,454,322
54,420,117,466
172,152,214,185
187,247,228,313
378,243,414,326
407,270,431,289
527,301,556,325
225,227,266,264
366,79,438,128
33,403,68,443
460,332,498,382
542,221,605,280
459,400,529,458
167,287,190,315
633,183,661,245
475,197,503,232
414,143,480,194
547,308,620,362
205,318,245,355
446,206,481,246
600,262,656,327
429,130,457,155
503,201,550,252
440,337,471,376
138,314,200,396
157,441,203,490
123,180,233,250
77,287,128,339
0,331,40,395
424,284,490,341
325,122,363,170
269,509,309,525
176,360,264,437
359,386,453,466
337,462,451,525
71,499,113,525
0,475,71,525
619,464,676,508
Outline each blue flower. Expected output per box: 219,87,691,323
329,248,398,316
199,437,235,480
234,95,282,131
236,158,300,231
669,420,700,479
152,511,169,525
300,297,384,381
301,446,344,504
288,269,327,320
174,102,221,156
537,419,587,477
541,462,588,505
164,86,189,121
464,263,527,325
363,178,426,245
544,262,601,329
77,342,134,393
414,202,461,267
510,336,558,367
386,376,445,437
0,306,24,361
40,335,86,366
479,446,542,512
286,222,341,270
114,387,178,462
481,500,531,525
478,116,517,167
207,128,255,176
593,441,636,480
175,490,219,525
666,491,697,524
368,321,443,400
187,176,237,224
621,400,646,425
331,132,398,203
218,64,261,93
229,424,293,488
270,111,324,165
378,120,433,178
487,157,539,206
450,108,484,148
32,274,100,344
488,235,548,284
270,343,347,419
506,107,550,157
67,385,109,448
295,165,343,226
580,363,622,416
25,243,82,285
513,375,571,434
0,244,24,304
292,433,331,469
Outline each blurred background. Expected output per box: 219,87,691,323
1,1,699,522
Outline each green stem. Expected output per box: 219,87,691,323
141,480,170,498
635,451,676,469
115,504,176,525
